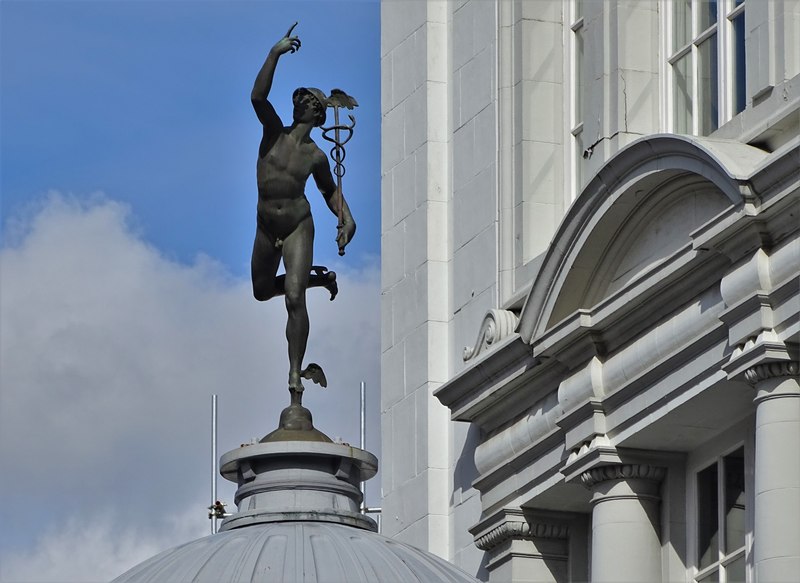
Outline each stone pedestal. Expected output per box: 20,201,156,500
580,464,665,583
746,362,800,582
218,440,378,532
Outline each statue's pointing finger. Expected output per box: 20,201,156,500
285,22,301,53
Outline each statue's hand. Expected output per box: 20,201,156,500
271,22,301,55
337,217,356,256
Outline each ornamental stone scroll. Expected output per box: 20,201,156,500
463,309,519,362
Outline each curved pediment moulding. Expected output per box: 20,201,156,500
517,134,771,345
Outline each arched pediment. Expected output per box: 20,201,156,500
517,134,770,344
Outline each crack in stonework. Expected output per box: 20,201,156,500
620,69,629,132
583,69,633,159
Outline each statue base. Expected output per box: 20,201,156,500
260,404,332,443
218,440,378,532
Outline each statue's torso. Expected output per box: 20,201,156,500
257,131,319,196
256,131,319,237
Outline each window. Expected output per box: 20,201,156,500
694,447,746,583
669,0,746,135
569,0,585,198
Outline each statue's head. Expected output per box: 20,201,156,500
292,87,327,127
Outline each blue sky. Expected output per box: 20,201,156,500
0,2,381,580
2,0,381,275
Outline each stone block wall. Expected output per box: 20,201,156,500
380,1,800,579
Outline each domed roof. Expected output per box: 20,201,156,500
113,521,478,582
112,440,480,583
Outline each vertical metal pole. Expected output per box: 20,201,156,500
360,381,366,512
211,394,218,535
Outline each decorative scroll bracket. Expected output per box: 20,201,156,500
463,309,520,362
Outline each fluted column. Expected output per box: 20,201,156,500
746,361,800,582
580,464,665,583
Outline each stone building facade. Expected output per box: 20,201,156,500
380,1,799,581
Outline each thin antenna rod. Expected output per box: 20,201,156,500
360,381,366,512
211,394,218,535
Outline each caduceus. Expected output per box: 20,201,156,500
321,90,358,256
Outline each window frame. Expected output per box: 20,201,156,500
688,442,751,583
666,0,747,136
568,0,585,201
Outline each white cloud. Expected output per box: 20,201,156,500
0,503,209,582
0,193,381,581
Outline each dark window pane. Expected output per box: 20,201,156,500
696,568,719,583
574,130,584,190
733,12,746,114
673,0,692,50
699,34,719,134
724,448,746,553
674,53,693,133
698,463,720,569
575,26,584,122
700,0,718,33
726,554,746,583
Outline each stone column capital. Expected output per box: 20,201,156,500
472,509,570,551
474,520,570,551
579,463,666,489
744,361,799,385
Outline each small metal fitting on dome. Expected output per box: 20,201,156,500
208,500,231,520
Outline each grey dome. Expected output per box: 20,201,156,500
113,521,478,582
112,440,480,583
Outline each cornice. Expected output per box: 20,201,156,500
434,337,564,431
749,140,800,211
692,161,799,260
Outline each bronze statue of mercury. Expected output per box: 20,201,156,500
250,23,356,406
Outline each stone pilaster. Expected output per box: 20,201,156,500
745,360,800,582
471,509,570,583
580,464,665,583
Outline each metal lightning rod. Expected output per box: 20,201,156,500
211,394,218,534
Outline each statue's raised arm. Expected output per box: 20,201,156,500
251,23,301,138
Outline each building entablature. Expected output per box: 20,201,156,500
435,134,799,523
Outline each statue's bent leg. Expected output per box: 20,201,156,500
309,266,338,300
281,217,314,399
